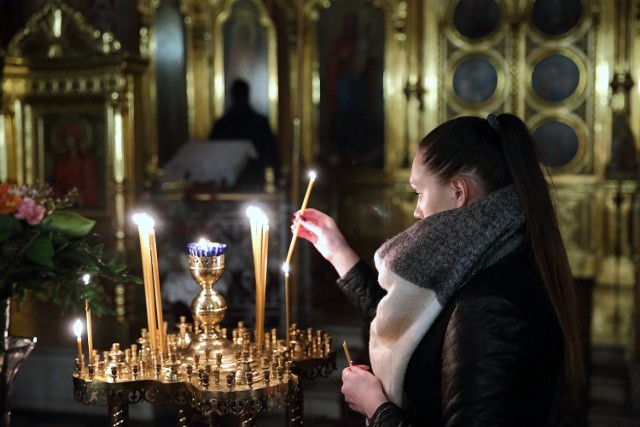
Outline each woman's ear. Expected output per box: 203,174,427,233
450,176,479,208
450,177,468,208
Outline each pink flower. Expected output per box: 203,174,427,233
14,197,46,225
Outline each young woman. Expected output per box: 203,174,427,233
295,114,584,426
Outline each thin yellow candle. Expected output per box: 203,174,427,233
246,207,261,276
282,262,290,345
149,228,166,355
259,223,269,346
343,340,353,365
250,217,262,345
286,171,316,265
132,213,158,351
246,206,269,347
82,274,94,365
73,319,84,362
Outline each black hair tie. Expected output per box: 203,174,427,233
487,113,501,133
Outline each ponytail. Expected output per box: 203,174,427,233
495,113,585,402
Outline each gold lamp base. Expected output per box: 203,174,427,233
186,247,236,363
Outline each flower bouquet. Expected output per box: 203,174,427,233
0,183,140,315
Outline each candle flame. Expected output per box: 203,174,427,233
282,262,290,275
245,205,268,225
308,170,317,180
73,319,83,338
82,273,90,285
132,213,155,230
197,237,210,247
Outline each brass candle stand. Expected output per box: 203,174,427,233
73,243,336,426
186,248,234,362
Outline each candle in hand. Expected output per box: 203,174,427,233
343,340,353,365
82,274,94,365
286,171,316,265
73,319,84,362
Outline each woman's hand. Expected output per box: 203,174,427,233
341,364,389,419
293,208,360,276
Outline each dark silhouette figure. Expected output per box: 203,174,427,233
209,79,280,192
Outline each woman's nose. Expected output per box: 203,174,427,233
413,207,423,220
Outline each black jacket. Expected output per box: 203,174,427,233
336,248,563,426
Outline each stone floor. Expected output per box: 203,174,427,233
587,345,640,427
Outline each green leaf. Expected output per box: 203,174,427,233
41,211,95,236
0,215,22,242
24,235,55,267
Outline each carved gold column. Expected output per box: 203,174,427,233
137,0,160,176
0,46,6,182
504,0,527,116
607,0,640,359
180,0,216,139
630,0,640,363
385,1,409,171
402,0,424,169
0,67,24,184
292,0,305,207
589,0,639,352
422,0,442,133
0,98,16,183
108,86,129,319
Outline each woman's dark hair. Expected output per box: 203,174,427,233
418,113,585,401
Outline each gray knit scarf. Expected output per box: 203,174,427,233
370,184,525,407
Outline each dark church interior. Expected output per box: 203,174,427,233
1,0,640,425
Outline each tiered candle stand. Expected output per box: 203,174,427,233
73,243,336,425
72,323,335,426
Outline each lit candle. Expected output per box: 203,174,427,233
260,222,269,347
132,213,158,351
82,274,94,365
246,206,269,347
282,262,290,345
286,171,316,265
73,319,84,363
149,227,166,355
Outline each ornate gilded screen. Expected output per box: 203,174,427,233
1,0,152,237
305,0,407,171
434,0,637,349
315,2,385,168
525,0,592,175
1,0,153,320
440,0,508,119
437,0,599,176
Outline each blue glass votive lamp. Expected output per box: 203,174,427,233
188,239,226,257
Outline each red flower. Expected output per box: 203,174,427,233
0,184,23,214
